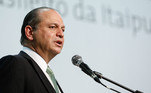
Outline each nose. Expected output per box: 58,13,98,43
56,28,64,38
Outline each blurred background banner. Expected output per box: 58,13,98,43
0,0,151,93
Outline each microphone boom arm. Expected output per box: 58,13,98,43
93,71,143,93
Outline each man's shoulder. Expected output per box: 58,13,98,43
0,53,28,69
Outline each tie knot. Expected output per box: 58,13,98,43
46,66,55,77
47,66,53,73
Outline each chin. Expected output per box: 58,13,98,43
50,47,63,55
54,49,62,54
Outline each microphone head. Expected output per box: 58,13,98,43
72,55,83,67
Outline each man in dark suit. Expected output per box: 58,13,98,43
0,7,65,93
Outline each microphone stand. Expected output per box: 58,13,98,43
93,71,143,93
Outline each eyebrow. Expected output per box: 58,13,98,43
61,25,65,29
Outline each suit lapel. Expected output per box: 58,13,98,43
56,81,63,93
19,51,56,93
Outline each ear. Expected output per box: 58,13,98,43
25,25,34,41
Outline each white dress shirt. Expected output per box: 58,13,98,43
22,47,60,92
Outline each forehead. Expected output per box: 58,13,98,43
38,9,64,25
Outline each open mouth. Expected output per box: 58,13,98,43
57,41,62,44
55,40,63,47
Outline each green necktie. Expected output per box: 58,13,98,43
46,66,59,93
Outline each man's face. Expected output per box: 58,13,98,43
33,10,65,56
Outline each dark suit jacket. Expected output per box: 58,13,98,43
0,51,63,93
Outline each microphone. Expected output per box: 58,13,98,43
72,55,101,83
72,55,143,93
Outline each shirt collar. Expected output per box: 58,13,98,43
22,47,48,72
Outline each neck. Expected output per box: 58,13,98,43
23,44,55,64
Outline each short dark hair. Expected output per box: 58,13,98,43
20,7,54,45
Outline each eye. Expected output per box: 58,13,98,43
49,25,56,29
62,29,65,32
61,27,65,32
